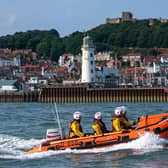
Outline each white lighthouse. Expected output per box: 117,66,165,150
81,36,96,83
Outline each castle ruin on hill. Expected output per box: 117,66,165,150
106,11,168,26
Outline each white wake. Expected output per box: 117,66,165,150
0,132,167,160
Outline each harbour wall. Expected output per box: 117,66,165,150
39,87,168,103
0,87,168,103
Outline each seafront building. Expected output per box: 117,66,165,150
0,35,168,90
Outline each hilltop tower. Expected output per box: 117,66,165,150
81,36,96,83
122,11,133,21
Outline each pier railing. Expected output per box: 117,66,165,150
0,86,167,103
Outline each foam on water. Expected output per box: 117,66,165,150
70,132,168,154
0,132,168,160
0,134,43,159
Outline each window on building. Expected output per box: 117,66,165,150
91,69,94,73
90,53,93,57
90,61,93,65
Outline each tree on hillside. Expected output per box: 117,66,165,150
63,31,83,54
1,21,168,61
36,41,50,58
50,38,65,61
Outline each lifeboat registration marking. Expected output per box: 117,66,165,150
106,136,113,140
64,140,79,147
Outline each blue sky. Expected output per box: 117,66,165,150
0,0,168,37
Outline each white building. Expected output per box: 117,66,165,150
94,52,113,61
0,80,20,91
153,62,160,73
58,54,74,67
96,67,119,86
81,36,96,83
13,55,21,66
0,58,14,67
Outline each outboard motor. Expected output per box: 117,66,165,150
46,128,65,140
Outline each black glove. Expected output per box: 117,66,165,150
137,117,140,122
133,120,136,125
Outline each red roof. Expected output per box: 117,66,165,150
62,53,74,57
159,54,168,57
0,67,6,71
0,49,38,56
31,52,38,56
42,65,49,68
12,50,29,55
0,49,12,54
35,71,42,76
18,65,40,70
46,67,57,72
56,66,68,72
23,64,40,68
11,50,38,56
121,67,146,71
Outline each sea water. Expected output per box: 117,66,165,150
0,103,168,168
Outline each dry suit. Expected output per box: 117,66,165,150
112,115,133,132
111,115,123,132
69,119,84,138
120,117,134,129
92,119,108,135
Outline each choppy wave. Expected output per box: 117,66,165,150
0,134,43,159
0,132,168,160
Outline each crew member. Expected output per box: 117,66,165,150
120,106,129,121
92,112,108,135
111,107,123,132
120,106,135,129
69,111,84,138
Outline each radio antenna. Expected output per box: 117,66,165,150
54,103,63,139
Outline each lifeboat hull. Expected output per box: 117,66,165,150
26,112,168,154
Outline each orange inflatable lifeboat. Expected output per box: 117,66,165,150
26,112,168,154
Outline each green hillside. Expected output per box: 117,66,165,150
0,20,168,61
